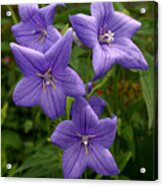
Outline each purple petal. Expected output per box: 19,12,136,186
72,98,98,135
43,26,62,52
110,12,141,38
62,144,87,178
18,4,38,22
51,120,79,150
13,77,42,107
92,115,117,148
39,4,63,25
88,144,119,176
114,38,148,70
69,14,98,48
45,28,72,72
39,85,66,119
10,43,45,76
93,37,148,80
55,67,85,97
88,96,106,116
92,43,114,80
91,2,114,28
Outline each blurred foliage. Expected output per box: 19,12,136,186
1,2,158,180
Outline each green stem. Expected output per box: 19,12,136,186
88,71,110,99
6,5,18,24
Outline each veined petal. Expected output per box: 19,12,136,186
18,4,38,22
13,77,42,107
42,26,62,53
110,12,141,38
10,43,45,76
92,43,114,80
93,38,148,80
88,96,106,116
72,98,98,135
62,144,87,178
45,28,72,72
39,4,64,25
69,14,98,48
92,115,117,148
51,120,79,150
12,22,43,52
39,85,66,119
91,2,114,27
55,67,85,97
88,144,119,176
113,38,148,70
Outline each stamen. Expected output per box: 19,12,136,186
36,69,56,91
35,29,47,45
99,26,115,45
77,133,96,155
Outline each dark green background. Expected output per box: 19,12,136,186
1,1,158,180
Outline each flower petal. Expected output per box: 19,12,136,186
51,120,79,150
69,14,98,48
12,22,44,52
42,26,62,53
92,115,117,148
39,85,66,119
10,43,45,76
39,4,64,25
88,96,106,116
113,38,148,70
110,12,141,38
88,144,119,176
55,67,85,97
62,144,87,178
72,98,98,135
13,77,42,107
93,37,148,80
91,2,114,28
92,43,114,80
45,28,72,72
18,4,38,22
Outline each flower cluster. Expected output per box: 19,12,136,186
10,2,148,179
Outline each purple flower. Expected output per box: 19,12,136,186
70,2,148,80
51,98,119,178
88,96,106,116
10,29,85,119
12,4,63,53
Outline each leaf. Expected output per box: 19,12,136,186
14,145,62,178
121,125,135,159
139,53,156,129
66,96,74,119
117,151,132,172
2,130,22,150
1,102,8,125
24,120,33,134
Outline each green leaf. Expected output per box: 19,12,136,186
117,151,132,172
139,53,156,129
2,130,22,150
66,96,74,119
1,102,8,125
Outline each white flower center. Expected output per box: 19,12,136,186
76,133,96,155
99,26,115,45
32,29,47,44
36,68,56,91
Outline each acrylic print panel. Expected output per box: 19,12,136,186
1,1,158,181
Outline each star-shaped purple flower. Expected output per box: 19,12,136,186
12,4,63,53
51,98,119,178
10,29,85,119
70,2,148,80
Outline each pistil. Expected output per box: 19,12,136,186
77,133,96,155
99,25,114,45
36,68,56,91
